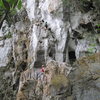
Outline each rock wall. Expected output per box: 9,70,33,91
11,0,100,69
16,61,72,100
0,0,100,100
16,54,100,100
26,0,69,65
25,0,100,66
0,21,12,67
69,53,100,100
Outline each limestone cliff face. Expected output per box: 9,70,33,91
12,0,100,69
0,21,12,67
26,0,68,65
17,61,72,100
16,54,100,100
0,0,100,100
25,0,100,66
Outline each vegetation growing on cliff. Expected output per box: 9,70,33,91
51,75,69,89
0,0,22,29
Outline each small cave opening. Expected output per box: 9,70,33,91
80,22,93,32
68,51,76,63
49,51,53,57
48,47,55,60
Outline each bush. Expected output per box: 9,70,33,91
51,75,69,89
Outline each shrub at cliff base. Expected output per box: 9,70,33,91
51,75,69,89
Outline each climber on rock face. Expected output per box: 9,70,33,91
40,65,45,72
35,65,45,80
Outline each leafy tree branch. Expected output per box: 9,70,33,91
0,0,22,29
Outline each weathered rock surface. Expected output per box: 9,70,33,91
0,0,100,100
16,61,72,100
69,53,100,100
17,53,100,100
0,21,12,67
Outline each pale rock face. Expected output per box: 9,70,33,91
0,21,12,67
75,40,89,58
25,0,100,65
71,12,82,29
0,0,100,67
25,0,68,65
15,21,26,32
0,39,12,67
0,0,100,100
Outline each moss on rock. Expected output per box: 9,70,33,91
51,74,69,89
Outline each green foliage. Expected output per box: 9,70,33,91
62,0,70,6
97,24,100,27
3,32,12,39
87,48,94,53
0,0,22,11
51,75,69,89
62,0,68,3
0,0,22,28
96,24,100,31
89,43,96,47
87,43,96,53
17,0,22,10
